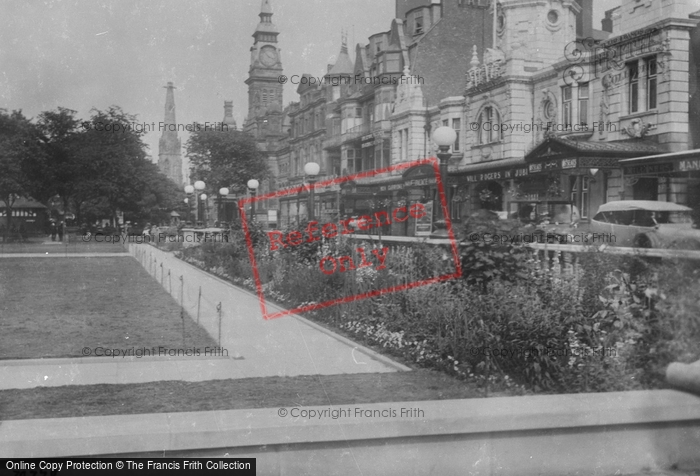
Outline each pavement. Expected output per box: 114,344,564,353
0,243,408,390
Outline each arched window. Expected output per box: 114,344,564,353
477,105,503,145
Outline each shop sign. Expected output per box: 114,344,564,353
529,163,543,174
678,159,700,172
562,158,577,169
623,163,674,175
405,177,437,187
415,201,433,236
378,183,404,192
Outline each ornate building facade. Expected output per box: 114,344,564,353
242,0,700,234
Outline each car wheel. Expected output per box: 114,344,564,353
633,234,652,248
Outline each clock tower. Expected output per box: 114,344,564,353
244,0,284,136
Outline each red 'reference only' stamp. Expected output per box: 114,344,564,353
238,157,462,320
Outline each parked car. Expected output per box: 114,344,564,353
590,200,700,249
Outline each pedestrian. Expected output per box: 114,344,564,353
50,221,57,241
57,221,64,241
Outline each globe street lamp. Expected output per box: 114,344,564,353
431,126,457,237
184,184,195,225
184,197,191,225
304,162,320,221
218,187,229,227
200,193,208,227
247,179,259,222
194,181,206,227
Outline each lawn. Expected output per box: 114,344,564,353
0,235,127,255
0,370,501,421
0,256,216,359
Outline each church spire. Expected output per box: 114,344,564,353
163,81,176,126
158,82,183,185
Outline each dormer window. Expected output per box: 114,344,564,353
415,15,424,35
376,41,383,53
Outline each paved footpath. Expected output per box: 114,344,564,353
1,244,408,390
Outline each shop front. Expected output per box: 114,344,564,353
619,149,700,220
521,136,662,224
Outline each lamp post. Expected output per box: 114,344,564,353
184,184,195,226
304,162,320,221
200,193,208,227
218,187,229,227
247,179,259,222
194,181,205,227
183,197,190,225
431,126,457,238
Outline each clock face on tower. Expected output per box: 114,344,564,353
260,45,278,66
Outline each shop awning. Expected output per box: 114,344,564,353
523,136,662,174
619,149,700,176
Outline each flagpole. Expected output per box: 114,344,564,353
493,0,498,50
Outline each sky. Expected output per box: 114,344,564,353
1,0,620,180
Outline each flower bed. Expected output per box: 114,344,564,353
175,219,700,395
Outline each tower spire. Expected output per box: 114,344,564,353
163,81,176,126
158,82,183,185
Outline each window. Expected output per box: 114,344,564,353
647,57,657,110
385,53,400,73
363,148,375,171
629,62,639,114
452,118,461,152
578,83,588,128
355,107,362,118
562,86,572,129
368,103,374,124
415,15,424,35
478,106,501,144
376,40,383,53
382,139,391,168
570,176,590,220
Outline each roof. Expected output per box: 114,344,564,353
619,148,700,164
525,136,663,162
597,200,691,213
554,137,661,153
0,197,47,209
328,47,354,76
452,157,526,174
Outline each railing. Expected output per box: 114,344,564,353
342,122,370,143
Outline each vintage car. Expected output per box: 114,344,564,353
590,200,700,249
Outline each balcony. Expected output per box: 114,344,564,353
342,122,370,144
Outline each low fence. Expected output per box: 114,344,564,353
346,234,700,278
129,243,230,347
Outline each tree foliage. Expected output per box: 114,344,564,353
186,127,268,195
1,105,186,232
0,109,46,238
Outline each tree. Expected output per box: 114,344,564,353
35,107,85,209
0,109,46,241
186,127,268,195
74,107,153,227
